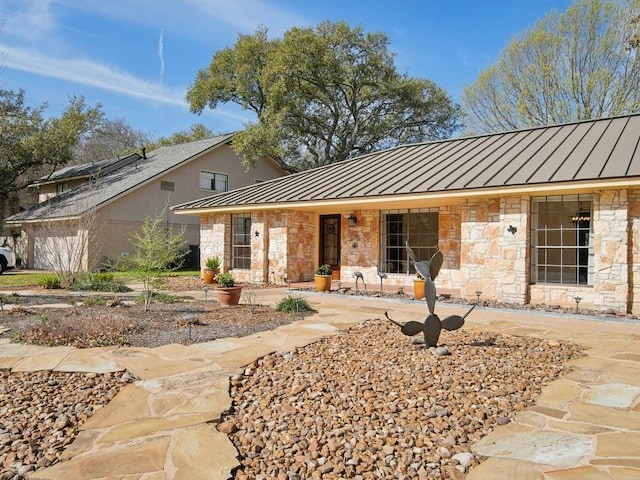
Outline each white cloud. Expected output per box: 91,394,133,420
2,44,186,105
2,0,56,40
158,27,165,82
182,0,309,36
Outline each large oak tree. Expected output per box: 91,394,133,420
187,21,460,170
0,90,103,229
462,0,640,134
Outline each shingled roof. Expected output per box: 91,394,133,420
8,134,235,223
173,113,640,213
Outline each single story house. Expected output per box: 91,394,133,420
6,134,288,271
173,114,640,315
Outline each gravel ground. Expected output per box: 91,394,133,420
223,319,583,480
0,278,583,479
0,282,301,479
0,370,133,479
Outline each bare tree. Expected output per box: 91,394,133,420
31,202,103,287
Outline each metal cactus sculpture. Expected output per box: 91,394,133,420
386,247,475,348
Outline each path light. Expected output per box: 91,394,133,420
377,271,387,293
475,290,482,304
574,296,582,313
354,272,366,293
184,314,198,342
202,285,209,302
286,279,292,295
337,281,343,293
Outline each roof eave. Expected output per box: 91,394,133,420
173,177,640,216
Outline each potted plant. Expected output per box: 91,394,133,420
216,272,243,306
202,256,221,284
314,264,333,292
413,273,426,300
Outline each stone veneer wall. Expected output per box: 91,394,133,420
286,210,315,282
265,211,287,285
340,209,380,284
629,189,640,315
199,213,228,276
459,196,528,304
436,205,462,291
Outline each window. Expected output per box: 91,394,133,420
531,195,593,285
232,213,251,269
380,209,439,274
56,183,69,195
160,181,174,192
200,171,228,192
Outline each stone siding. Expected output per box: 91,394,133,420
459,196,528,304
197,188,640,314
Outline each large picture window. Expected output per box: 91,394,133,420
200,171,228,192
380,209,439,274
232,213,251,269
531,195,593,285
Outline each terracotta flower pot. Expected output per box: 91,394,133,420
216,286,243,306
413,279,426,300
314,274,332,292
203,268,218,285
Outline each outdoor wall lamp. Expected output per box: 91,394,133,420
347,213,358,227
507,225,517,235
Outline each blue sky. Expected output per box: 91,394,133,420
1,0,574,140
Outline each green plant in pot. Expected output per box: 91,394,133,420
202,256,221,284
215,272,242,306
314,263,333,292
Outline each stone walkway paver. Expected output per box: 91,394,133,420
1,288,640,479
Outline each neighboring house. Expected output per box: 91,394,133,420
6,134,288,271
173,113,640,315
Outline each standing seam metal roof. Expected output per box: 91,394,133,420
173,114,640,212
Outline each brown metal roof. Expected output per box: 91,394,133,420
173,114,640,212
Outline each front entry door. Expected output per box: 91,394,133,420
320,215,341,275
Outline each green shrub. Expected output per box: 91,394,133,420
82,296,108,306
38,274,61,289
275,295,317,314
316,264,332,275
0,293,17,305
217,272,235,288
68,272,131,293
135,292,181,304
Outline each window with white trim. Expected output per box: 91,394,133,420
380,209,439,274
200,171,228,192
531,195,593,285
232,213,251,269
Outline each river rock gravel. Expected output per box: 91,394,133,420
0,369,132,480
225,319,582,480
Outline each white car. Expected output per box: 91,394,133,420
0,245,16,274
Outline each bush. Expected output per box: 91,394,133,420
217,272,235,288
38,275,61,289
68,272,132,293
276,295,317,314
0,293,17,305
316,264,332,275
135,292,182,304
